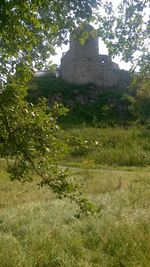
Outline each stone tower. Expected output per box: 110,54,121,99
70,24,99,57
61,24,130,88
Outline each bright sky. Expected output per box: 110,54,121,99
51,0,128,70
51,0,149,71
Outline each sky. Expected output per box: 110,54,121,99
51,0,149,71
51,0,132,70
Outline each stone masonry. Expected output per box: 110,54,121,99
60,24,130,88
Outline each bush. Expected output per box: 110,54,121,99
28,75,136,127
135,79,150,125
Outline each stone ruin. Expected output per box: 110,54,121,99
60,24,130,89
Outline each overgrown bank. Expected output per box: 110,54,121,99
28,74,150,127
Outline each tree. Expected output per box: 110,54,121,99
98,0,149,74
0,0,101,213
135,78,150,124
0,0,101,77
98,0,150,123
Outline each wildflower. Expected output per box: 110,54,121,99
55,125,59,130
31,111,35,117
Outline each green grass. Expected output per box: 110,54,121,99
0,162,150,267
62,126,150,168
0,126,150,266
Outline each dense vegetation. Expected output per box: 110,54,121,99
62,126,150,168
0,0,102,197
28,74,150,127
28,74,150,167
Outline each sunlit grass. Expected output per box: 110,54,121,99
0,161,150,267
62,126,150,167
0,125,150,266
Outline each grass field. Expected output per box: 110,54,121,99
62,126,150,168
0,157,150,267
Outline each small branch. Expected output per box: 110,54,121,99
0,104,11,133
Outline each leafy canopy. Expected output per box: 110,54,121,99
99,0,150,124
98,0,149,74
0,0,101,75
0,0,101,213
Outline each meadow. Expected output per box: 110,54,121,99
62,126,150,168
0,125,150,267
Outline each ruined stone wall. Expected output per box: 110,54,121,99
70,24,99,57
61,24,130,88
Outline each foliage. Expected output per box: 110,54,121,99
0,0,101,76
0,91,94,213
85,91,136,126
29,73,149,127
66,135,89,157
28,75,76,103
135,78,150,124
0,94,65,181
99,0,149,74
99,0,150,124
28,75,136,126
0,0,102,209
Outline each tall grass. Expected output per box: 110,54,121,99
63,126,150,167
0,166,150,267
